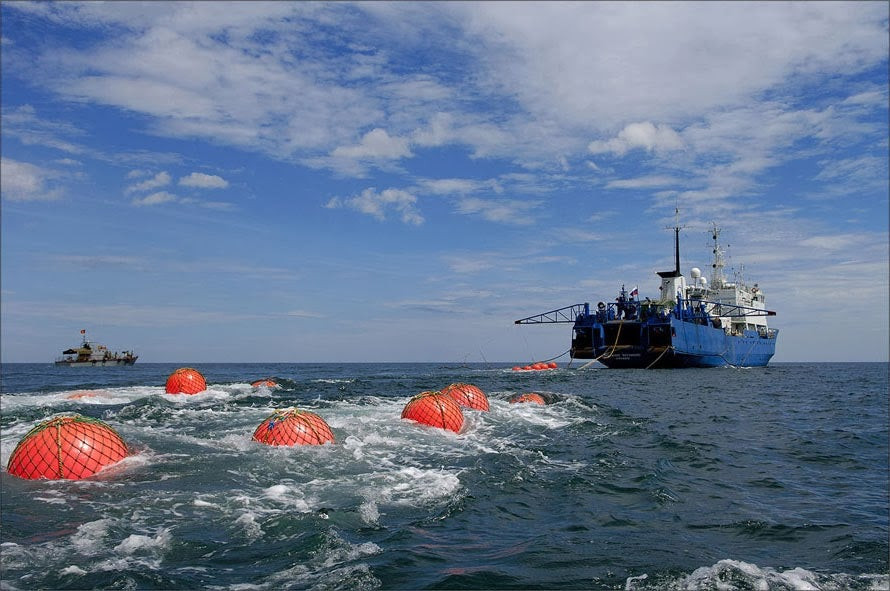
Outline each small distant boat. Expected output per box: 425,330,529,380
55,330,138,366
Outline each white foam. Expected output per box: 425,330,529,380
71,519,113,555
387,466,462,504
59,565,87,576
233,512,263,542
113,529,171,556
263,484,289,499
680,560,825,591
358,499,380,525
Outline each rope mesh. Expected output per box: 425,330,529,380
7,415,129,480
401,392,464,432
509,393,546,405
252,408,334,446
165,367,206,394
441,383,489,411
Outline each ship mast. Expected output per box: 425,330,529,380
656,207,686,304
709,223,726,289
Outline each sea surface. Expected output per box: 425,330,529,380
1,362,887,590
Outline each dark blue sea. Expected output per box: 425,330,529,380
1,362,887,590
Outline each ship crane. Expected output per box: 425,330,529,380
515,303,590,325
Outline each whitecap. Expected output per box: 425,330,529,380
233,512,263,542
71,519,113,555
358,499,380,525
113,529,171,556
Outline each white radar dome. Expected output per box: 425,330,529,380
690,267,702,279
700,277,708,286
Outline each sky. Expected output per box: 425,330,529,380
1,1,888,364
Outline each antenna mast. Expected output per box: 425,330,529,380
710,223,727,288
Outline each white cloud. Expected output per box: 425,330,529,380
455,197,540,225
131,190,177,206
6,1,885,185
2,104,88,155
417,178,488,195
126,171,171,194
606,176,683,190
457,2,888,126
179,172,229,189
588,122,685,156
326,188,423,225
331,128,412,160
0,157,62,201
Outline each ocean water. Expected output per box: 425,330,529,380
0,362,887,590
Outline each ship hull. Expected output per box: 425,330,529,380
55,358,137,367
576,318,777,369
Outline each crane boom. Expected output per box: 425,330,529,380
514,303,589,325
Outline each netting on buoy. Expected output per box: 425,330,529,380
509,392,546,405
165,367,206,394
512,362,558,371
252,408,335,446
441,383,489,411
6,414,129,480
251,378,278,388
401,391,464,432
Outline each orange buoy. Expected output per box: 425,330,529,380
165,367,206,394
66,390,101,399
509,392,546,405
441,383,489,411
401,391,464,433
512,366,521,371
7,414,129,480
548,362,558,369
252,408,334,446
522,365,532,371
251,379,278,388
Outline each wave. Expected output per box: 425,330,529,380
624,559,889,590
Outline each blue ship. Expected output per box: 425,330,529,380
515,223,778,368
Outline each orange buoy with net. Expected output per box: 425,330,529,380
441,383,489,411
251,379,278,388
6,414,129,480
548,362,558,369
509,392,546,405
252,408,334,446
401,391,464,433
66,390,101,400
165,367,206,394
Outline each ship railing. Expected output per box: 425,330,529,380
702,300,776,318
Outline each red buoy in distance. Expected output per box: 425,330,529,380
441,383,489,411
252,408,335,446
7,414,129,480
251,379,278,388
509,393,546,405
165,367,206,394
401,391,464,433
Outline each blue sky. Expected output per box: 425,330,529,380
1,1,887,363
